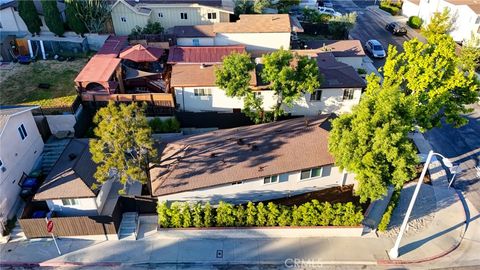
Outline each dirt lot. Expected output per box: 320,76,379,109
0,59,87,107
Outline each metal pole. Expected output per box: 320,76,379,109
51,233,62,255
448,171,457,188
389,150,433,259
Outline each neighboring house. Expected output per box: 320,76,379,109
172,14,300,52
402,0,480,44
110,0,233,35
150,115,356,203
304,40,366,70
0,106,44,226
33,139,114,216
170,46,365,115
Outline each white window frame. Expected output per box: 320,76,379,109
343,89,355,100
207,12,217,20
180,12,188,20
310,90,322,101
18,124,27,140
264,173,288,184
61,198,80,206
158,12,163,18
193,88,212,97
121,17,127,22
193,38,200,46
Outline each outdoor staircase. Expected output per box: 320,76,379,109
41,139,71,175
118,212,139,240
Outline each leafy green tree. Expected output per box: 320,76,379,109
216,201,236,227
234,0,271,14
170,204,182,228
71,0,111,33
235,205,245,226
261,49,321,120
18,0,41,35
319,202,333,226
215,52,267,123
90,101,156,194
276,0,300,13
41,0,65,36
302,8,331,23
328,76,418,202
192,203,203,228
245,202,257,226
329,12,357,39
130,21,164,37
277,206,292,226
157,201,170,228
255,202,267,226
181,203,192,228
266,202,280,226
203,202,213,227
460,33,480,72
65,0,87,35
383,10,478,129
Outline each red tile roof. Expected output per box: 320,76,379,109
74,55,122,83
119,44,164,62
96,35,129,58
167,45,246,64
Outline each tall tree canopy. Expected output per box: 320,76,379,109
262,49,321,120
71,0,112,33
40,0,65,36
382,9,478,130
90,102,156,194
215,52,267,123
234,0,271,14
65,0,87,35
18,0,41,35
328,76,418,202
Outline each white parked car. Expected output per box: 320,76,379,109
318,7,341,17
365,39,386,58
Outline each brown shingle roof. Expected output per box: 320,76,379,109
214,14,292,33
34,139,98,201
173,25,215,38
304,40,366,57
170,63,257,87
445,0,480,14
151,115,334,196
167,45,246,64
316,52,366,89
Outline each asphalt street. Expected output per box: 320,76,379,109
332,0,411,70
424,104,480,212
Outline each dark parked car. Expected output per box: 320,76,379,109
385,22,407,36
20,177,40,199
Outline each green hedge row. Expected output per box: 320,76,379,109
378,189,401,231
149,117,181,133
379,1,402,16
157,200,364,228
407,16,423,29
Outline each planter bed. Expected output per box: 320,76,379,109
157,225,364,238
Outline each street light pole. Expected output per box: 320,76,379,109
389,150,433,258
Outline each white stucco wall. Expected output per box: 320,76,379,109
176,37,215,46
95,179,113,214
158,165,355,204
0,111,44,223
214,32,291,52
402,0,420,18
111,1,150,36
174,87,362,115
47,197,98,216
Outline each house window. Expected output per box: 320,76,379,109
300,166,331,180
158,12,163,18
18,124,27,140
121,17,127,22
310,90,322,101
264,173,288,184
207,12,217,20
180,12,188,20
193,39,200,46
476,16,480,24
231,181,244,185
61,198,80,206
194,88,212,96
253,91,261,97
343,89,355,100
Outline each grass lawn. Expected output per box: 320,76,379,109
0,59,87,107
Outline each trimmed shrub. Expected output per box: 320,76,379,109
157,200,364,228
245,201,257,226
203,202,213,227
379,1,401,16
41,0,65,36
408,16,423,29
149,117,181,133
378,190,401,231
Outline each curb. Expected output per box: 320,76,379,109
0,261,122,267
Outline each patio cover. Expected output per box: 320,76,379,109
124,65,161,80
119,44,164,62
74,55,121,84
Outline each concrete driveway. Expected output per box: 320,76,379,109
424,104,480,211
